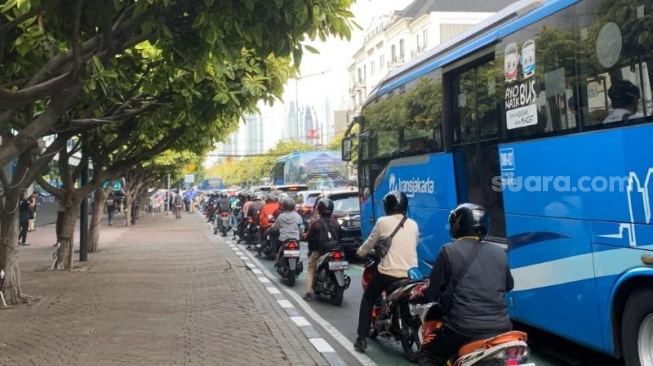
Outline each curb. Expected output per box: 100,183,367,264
223,238,349,366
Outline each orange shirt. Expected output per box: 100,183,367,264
259,202,280,229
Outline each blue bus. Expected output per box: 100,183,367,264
202,177,224,190
270,150,349,189
341,0,653,364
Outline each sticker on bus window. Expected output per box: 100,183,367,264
504,42,519,83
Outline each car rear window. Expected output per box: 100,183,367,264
331,195,359,213
305,195,319,206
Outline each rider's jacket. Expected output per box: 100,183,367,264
247,200,264,222
272,211,303,242
356,213,418,278
259,202,280,229
423,237,513,332
217,198,231,213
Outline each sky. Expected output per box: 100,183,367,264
257,0,415,148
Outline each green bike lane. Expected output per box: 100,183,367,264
224,236,623,366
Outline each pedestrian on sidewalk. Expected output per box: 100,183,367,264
28,191,38,231
55,199,64,246
18,192,34,246
106,192,116,226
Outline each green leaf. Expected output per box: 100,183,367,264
304,45,320,54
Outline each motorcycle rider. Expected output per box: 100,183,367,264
353,190,419,351
271,197,304,262
416,203,514,366
215,192,232,229
245,192,265,249
232,192,246,239
237,192,254,243
259,193,280,234
304,198,342,302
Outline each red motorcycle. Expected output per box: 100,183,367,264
362,254,428,362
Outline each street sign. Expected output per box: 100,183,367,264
184,174,195,184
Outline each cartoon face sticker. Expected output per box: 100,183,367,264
504,42,519,83
521,40,536,79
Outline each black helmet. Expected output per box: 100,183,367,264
448,203,490,239
282,199,295,212
383,191,408,215
317,198,334,217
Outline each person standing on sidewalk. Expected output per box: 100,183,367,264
106,192,117,226
18,192,34,246
28,191,38,231
55,199,65,246
173,191,184,219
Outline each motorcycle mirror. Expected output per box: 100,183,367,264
407,267,423,281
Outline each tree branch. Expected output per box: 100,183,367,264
72,0,84,76
0,0,61,32
96,0,115,55
0,72,72,109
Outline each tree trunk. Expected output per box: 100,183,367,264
56,204,80,270
0,189,23,305
88,187,108,253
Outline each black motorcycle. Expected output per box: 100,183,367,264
275,238,303,286
257,215,276,258
362,254,427,362
310,246,351,305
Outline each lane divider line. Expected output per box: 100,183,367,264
224,238,377,366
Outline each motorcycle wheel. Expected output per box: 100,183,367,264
399,308,421,363
222,228,227,237
286,270,296,286
330,286,344,306
213,227,217,235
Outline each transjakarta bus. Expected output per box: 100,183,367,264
340,0,653,364
270,150,348,189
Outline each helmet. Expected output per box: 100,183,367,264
282,199,296,212
254,192,264,201
317,198,334,217
265,194,274,203
278,193,290,203
448,203,490,239
383,191,408,215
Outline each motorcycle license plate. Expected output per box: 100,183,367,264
328,261,349,270
284,250,300,257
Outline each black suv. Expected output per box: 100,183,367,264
310,189,362,254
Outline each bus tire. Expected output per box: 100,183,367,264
622,286,653,366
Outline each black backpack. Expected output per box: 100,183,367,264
318,218,339,254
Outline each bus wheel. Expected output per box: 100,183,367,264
622,287,653,366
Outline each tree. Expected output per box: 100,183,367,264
0,0,356,305
206,140,315,185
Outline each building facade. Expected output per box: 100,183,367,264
348,0,515,115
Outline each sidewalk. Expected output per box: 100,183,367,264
0,211,331,366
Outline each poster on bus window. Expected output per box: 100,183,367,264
504,40,538,130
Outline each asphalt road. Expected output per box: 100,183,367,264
226,235,625,366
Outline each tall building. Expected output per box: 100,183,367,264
348,0,515,115
282,101,301,142
243,113,264,155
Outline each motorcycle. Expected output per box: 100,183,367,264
275,238,303,286
257,214,276,258
244,217,261,248
362,253,427,362
310,246,351,306
215,211,232,236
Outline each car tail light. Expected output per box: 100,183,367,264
332,251,343,260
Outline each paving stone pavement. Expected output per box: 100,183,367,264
0,211,332,366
